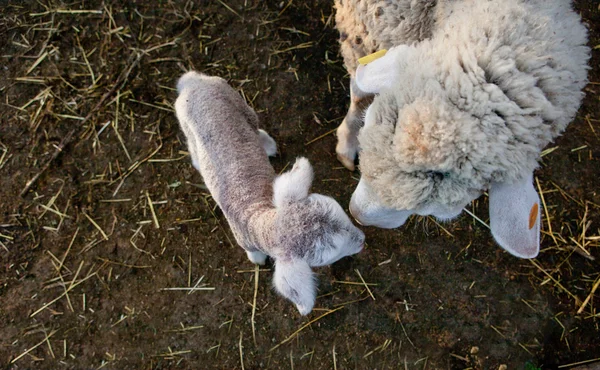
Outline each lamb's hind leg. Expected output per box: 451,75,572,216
258,129,277,157
336,78,374,171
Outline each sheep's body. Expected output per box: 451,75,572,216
335,0,436,76
175,72,364,314
333,0,590,257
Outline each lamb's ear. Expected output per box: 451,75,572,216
273,157,313,207
273,259,316,315
489,174,541,259
355,46,407,94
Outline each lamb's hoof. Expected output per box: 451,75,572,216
247,250,268,265
336,152,356,171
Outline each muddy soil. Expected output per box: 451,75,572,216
1,1,599,369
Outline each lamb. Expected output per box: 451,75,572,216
175,71,365,315
333,0,590,258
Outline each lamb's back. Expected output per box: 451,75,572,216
176,77,275,219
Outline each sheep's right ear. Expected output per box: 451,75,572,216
489,174,541,259
273,258,316,315
355,46,408,94
273,157,313,207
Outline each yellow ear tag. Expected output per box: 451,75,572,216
358,49,388,65
528,203,539,230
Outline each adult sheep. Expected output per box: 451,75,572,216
333,0,590,258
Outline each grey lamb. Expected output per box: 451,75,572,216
333,0,590,258
175,72,365,315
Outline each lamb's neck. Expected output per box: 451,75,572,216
243,203,279,256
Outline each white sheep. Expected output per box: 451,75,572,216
175,71,365,315
333,0,590,258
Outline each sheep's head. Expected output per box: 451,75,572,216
270,157,365,315
349,46,541,259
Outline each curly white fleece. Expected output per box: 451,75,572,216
338,0,590,210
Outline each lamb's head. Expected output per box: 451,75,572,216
349,46,541,259
271,157,365,315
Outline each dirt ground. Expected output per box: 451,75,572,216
1,1,599,369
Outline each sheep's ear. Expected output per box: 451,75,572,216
273,157,313,207
489,174,540,259
355,46,407,94
273,258,316,315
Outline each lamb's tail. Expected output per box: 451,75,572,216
176,71,205,93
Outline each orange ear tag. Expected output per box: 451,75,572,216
358,49,388,65
528,203,539,230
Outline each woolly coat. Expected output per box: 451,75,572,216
175,72,364,262
175,72,366,314
335,0,590,210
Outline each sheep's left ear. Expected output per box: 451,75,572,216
488,174,541,259
273,157,313,207
355,46,407,94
